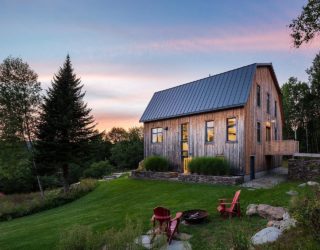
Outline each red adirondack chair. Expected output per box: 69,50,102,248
217,190,241,218
151,207,171,233
167,212,183,244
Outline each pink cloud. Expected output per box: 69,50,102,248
139,29,320,53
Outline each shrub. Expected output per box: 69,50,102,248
57,219,145,250
144,156,169,172
83,161,114,179
57,225,103,250
290,186,320,241
0,179,98,221
188,157,230,176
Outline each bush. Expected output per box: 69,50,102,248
83,161,113,179
0,179,98,221
57,225,103,250
188,157,230,176
57,219,145,250
290,186,320,241
144,156,169,172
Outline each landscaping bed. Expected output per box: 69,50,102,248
131,170,178,180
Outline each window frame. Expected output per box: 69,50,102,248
257,84,261,107
226,117,237,142
266,93,270,114
205,120,215,143
266,126,271,142
257,121,261,143
151,127,163,143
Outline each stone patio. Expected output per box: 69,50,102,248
241,167,288,189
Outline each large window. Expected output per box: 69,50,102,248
227,118,237,142
257,122,261,143
274,101,277,117
257,85,261,107
267,93,270,114
205,121,214,142
274,126,278,140
151,128,163,143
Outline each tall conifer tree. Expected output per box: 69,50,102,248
36,55,97,192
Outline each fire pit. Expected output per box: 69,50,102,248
182,209,208,224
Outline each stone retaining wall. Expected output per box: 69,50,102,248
288,159,320,181
131,170,179,180
178,174,243,185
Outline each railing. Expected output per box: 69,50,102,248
265,140,299,155
183,157,192,174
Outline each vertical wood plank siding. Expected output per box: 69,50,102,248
144,108,245,172
243,67,283,174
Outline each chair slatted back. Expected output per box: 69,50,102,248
230,190,241,211
154,207,170,217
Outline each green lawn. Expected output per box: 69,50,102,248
0,177,304,250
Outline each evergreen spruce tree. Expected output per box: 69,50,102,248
36,55,97,192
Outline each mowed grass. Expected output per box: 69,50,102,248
0,177,304,250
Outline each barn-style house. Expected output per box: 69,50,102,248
140,63,299,178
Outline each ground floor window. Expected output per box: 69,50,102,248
151,128,163,143
205,120,214,142
227,118,237,141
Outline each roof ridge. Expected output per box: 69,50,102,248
155,63,258,94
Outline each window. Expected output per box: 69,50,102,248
274,126,278,140
227,118,237,142
267,93,270,114
181,123,188,157
257,85,261,107
151,128,163,143
274,101,277,117
205,121,214,142
257,122,261,143
266,126,271,141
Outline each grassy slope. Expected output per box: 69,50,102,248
0,177,304,250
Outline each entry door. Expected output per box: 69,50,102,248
181,123,189,170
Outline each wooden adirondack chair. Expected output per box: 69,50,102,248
217,190,241,218
151,207,171,233
167,212,183,244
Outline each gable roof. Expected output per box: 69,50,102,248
140,63,275,122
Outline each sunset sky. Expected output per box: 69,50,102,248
1,0,319,132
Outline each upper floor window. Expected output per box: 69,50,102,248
257,85,261,107
205,121,214,142
274,126,278,140
274,101,277,117
257,122,261,143
227,118,237,142
267,93,270,114
151,128,163,143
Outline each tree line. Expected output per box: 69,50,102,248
0,56,143,195
282,52,320,153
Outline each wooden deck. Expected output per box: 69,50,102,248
265,140,299,155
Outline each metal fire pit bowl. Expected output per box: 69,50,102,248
182,209,209,224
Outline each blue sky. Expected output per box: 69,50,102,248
0,0,319,131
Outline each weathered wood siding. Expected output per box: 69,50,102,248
144,108,245,172
244,66,283,174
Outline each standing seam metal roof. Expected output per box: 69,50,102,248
140,63,272,122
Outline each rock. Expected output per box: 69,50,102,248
279,212,297,232
246,204,258,216
251,227,282,245
175,233,192,241
160,240,192,250
286,190,298,196
266,220,281,229
135,234,167,249
307,181,319,186
298,183,306,188
257,204,286,220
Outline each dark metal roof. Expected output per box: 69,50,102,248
140,63,272,122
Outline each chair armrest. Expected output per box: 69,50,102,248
219,202,240,205
171,212,183,222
